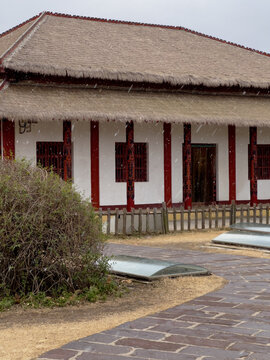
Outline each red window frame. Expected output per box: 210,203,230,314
115,142,148,182
248,144,270,180
37,142,64,179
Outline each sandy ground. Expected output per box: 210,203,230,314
110,229,270,259
1,229,269,360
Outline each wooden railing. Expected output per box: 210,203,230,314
97,203,270,236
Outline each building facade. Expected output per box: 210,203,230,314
1,12,270,210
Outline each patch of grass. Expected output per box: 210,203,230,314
0,296,15,311
0,276,125,311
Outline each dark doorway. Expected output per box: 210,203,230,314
191,144,216,204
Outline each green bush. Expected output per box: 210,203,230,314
0,159,110,300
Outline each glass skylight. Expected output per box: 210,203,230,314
213,223,270,250
108,255,210,280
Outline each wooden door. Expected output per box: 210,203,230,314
191,144,216,204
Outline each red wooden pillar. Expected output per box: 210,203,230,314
163,123,172,207
1,119,15,159
126,121,135,211
63,121,72,181
249,126,257,205
183,123,192,209
228,125,236,203
91,121,100,208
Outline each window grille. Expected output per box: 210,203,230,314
37,142,64,179
257,145,270,179
115,142,147,182
115,142,127,182
249,144,270,180
135,143,147,182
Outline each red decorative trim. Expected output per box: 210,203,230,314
249,127,257,205
100,199,270,210
163,123,172,207
228,125,236,202
91,121,100,209
183,123,192,209
45,12,270,57
126,121,135,211
63,121,72,181
2,119,15,159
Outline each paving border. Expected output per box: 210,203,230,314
37,244,270,360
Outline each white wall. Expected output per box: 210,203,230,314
257,127,270,200
134,122,164,205
15,121,63,162
99,122,126,206
72,121,91,199
17,120,259,206
192,124,229,202
236,127,250,201
171,124,183,203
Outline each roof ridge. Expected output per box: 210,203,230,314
0,12,47,65
0,78,8,92
44,11,270,58
0,13,42,38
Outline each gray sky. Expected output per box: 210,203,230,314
1,0,270,53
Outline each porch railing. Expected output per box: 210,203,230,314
96,203,270,236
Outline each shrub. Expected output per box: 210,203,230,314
0,159,110,300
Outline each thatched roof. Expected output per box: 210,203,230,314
1,83,270,126
0,18,36,58
1,12,270,88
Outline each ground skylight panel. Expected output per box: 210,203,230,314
212,229,270,249
108,255,210,280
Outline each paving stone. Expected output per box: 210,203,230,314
171,309,222,318
149,325,214,338
165,334,232,349
131,348,197,359
76,354,142,360
115,338,184,352
101,328,165,340
191,299,239,307
236,319,270,331
245,353,270,360
194,323,260,336
229,341,270,354
181,345,250,359
210,331,270,345
80,333,121,344
38,349,78,359
176,315,241,326
62,341,132,354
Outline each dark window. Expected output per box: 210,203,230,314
249,144,270,180
37,142,64,179
115,142,127,182
115,142,147,182
135,143,147,182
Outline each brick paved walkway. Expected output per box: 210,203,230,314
38,244,270,360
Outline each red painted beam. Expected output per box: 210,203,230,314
126,121,135,211
183,123,192,209
228,125,236,202
91,121,100,208
63,121,72,181
163,123,172,207
1,119,15,159
249,127,257,205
